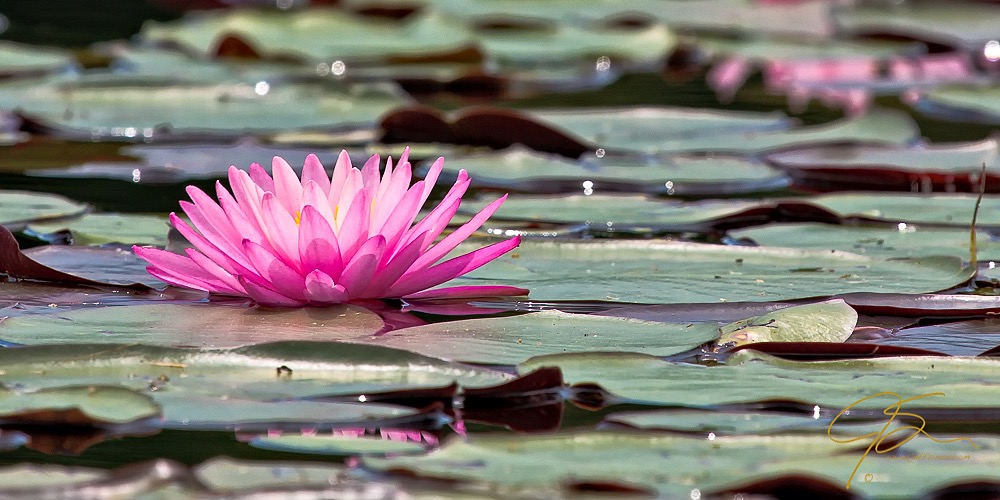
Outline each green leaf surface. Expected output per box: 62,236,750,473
919,85,1000,124
0,342,508,406
0,190,88,227
0,385,160,425
447,239,973,303
765,139,1000,175
356,310,719,364
0,41,75,75
140,9,475,62
464,194,760,227
249,434,428,456
730,222,999,260
717,299,857,347
435,146,787,195
0,303,384,348
811,192,1000,226
519,350,1000,408
0,74,406,137
27,213,169,246
22,246,168,287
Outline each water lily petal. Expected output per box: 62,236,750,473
339,235,386,296
132,246,217,292
387,235,521,297
298,204,344,279
184,248,246,295
259,192,301,271
363,231,426,298
328,150,353,207
248,162,275,193
337,190,371,262
300,153,330,193
303,269,349,305
272,155,303,216
403,285,530,300
407,194,508,272
239,275,306,307
242,239,307,302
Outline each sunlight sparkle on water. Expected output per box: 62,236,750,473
254,81,270,96
582,180,594,195
596,55,611,72
986,41,1000,62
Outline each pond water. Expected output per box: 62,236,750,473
2,1,1000,498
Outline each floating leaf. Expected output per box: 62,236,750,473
716,299,857,348
0,190,88,228
810,192,1000,227
917,85,1000,125
765,139,1000,192
444,239,973,303
520,349,1000,408
140,9,477,63
27,213,170,246
355,310,720,365
249,433,429,456
0,41,76,77
0,303,384,348
0,385,160,425
425,146,788,195
730,222,1000,260
0,74,406,139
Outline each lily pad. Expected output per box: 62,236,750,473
863,318,1000,357
140,9,477,63
446,239,973,303
716,299,857,348
425,146,788,195
520,349,1000,408
730,222,1000,260
0,41,76,77
27,213,170,246
917,85,1000,125
810,192,1000,227
766,140,1000,192
0,342,510,402
0,303,384,348
354,309,720,365
0,385,160,425
0,190,88,228
838,3,1000,50
463,193,760,227
249,433,428,456
0,74,407,139
23,245,165,287
26,141,359,184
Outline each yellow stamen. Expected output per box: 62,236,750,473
294,211,301,225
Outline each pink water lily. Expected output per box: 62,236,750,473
133,149,525,307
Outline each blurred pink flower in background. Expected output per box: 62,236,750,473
134,150,525,307
709,51,979,116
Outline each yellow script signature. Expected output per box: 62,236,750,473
827,391,979,489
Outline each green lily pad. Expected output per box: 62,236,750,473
0,303,384,348
0,464,105,489
528,106,790,152
716,299,857,347
0,385,160,425
0,41,76,76
604,408,891,436
730,222,997,260
0,190,88,228
445,239,973,303
810,192,1000,226
27,213,169,246
250,433,428,456
194,457,347,491
22,245,165,287
918,85,1000,125
766,139,1000,176
463,193,760,227
533,107,918,155
0,342,509,404
430,146,788,195
478,18,675,65
355,310,719,365
140,9,476,62
699,36,908,62
0,74,406,139
519,349,1000,408
838,3,1000,49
